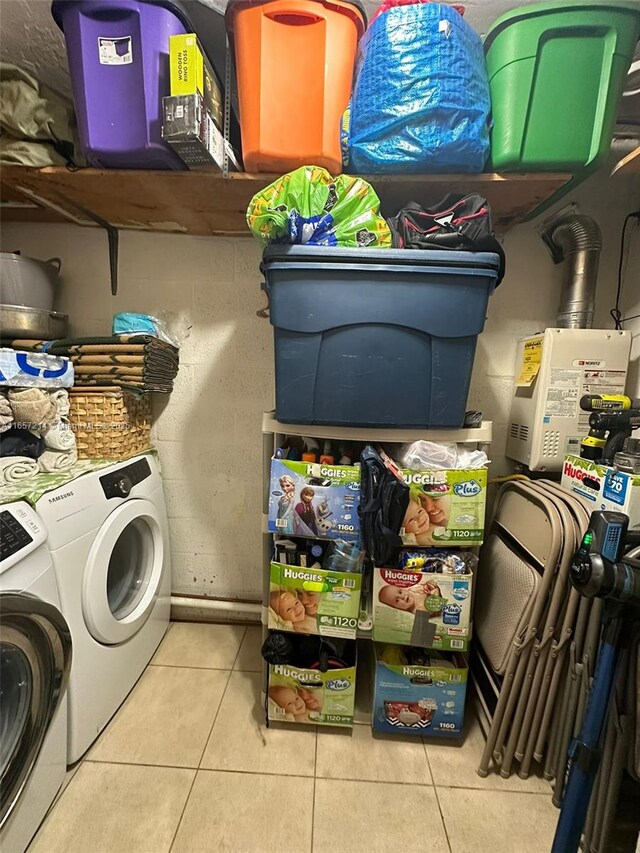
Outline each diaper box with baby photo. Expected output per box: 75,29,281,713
372,552,475,651
400,467,488,547
268,458,360,541
267,659,357,728
268,561,362,639
372,644,468,738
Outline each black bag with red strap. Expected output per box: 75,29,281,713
387,193,506,284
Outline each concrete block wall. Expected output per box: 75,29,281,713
2,168,638,601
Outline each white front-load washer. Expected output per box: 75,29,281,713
36,453,171,763
0,502,71,853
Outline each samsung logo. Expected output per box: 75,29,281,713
48,491,74,503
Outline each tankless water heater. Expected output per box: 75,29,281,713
506,328,631,472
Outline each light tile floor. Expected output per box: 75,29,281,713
30,622,560,853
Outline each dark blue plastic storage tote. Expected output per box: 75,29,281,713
262,246,500,429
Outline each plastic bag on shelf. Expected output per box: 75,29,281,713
112,312,190,348
395,440,489,470
246,165,392,248
344,3,490,174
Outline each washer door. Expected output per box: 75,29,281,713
82,499,165,645
0,593,71,828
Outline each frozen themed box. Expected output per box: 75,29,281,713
268,458,360,541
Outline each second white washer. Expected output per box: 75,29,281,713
37,454,171,763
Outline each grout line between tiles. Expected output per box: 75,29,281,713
189,767,315,781
425,744,453,853
313,773,435,787
434,784,555,797
197,672,234,771
83,758,316,782
81,757,555,796
422,739,434,786
167,769,199,853
231,626,248,671
168,662,237,853
85,757,202,770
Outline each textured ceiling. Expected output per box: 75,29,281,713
0,0,542,97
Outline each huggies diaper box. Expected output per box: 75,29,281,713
400,467,488,547
561,454,640,528
268,561,362,640
267,659,357,728
372,554,474,651
268,458,360,541
372,645,468,737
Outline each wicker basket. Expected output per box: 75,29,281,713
69,388,152,460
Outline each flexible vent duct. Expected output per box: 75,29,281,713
549,215,602,329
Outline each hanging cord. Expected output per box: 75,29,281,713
611,210,640,329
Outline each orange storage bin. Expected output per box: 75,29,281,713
226,0,365,172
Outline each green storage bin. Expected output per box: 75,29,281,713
485,1,640,171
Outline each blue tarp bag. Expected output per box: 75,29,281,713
345,3,491,173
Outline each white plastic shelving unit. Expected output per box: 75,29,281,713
261,411,493,727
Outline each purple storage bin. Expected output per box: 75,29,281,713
52,0,188,169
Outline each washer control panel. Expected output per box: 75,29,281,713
100,457,151,500
0,503,47,570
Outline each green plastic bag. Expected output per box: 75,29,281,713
247,165,391,248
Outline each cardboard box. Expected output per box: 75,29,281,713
372,559,473,651
372,645,468,737
268,656,357,728
268,561,362,639
561,454,640,528
162,94,240,172
268,458,360,541
169,33,222,130
399,467,488,547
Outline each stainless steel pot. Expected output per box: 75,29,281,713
0,305,69,339
0,253,62,311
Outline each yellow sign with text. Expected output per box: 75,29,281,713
517,337,543,387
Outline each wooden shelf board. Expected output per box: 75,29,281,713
0,166,572,237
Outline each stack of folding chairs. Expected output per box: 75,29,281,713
471,479,640,846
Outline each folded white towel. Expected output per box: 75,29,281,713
38,447,78,473
0,395,13,433
0,455,39,484
42,418,76,451
50,389,70,419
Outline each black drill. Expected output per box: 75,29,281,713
580,409,640,464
